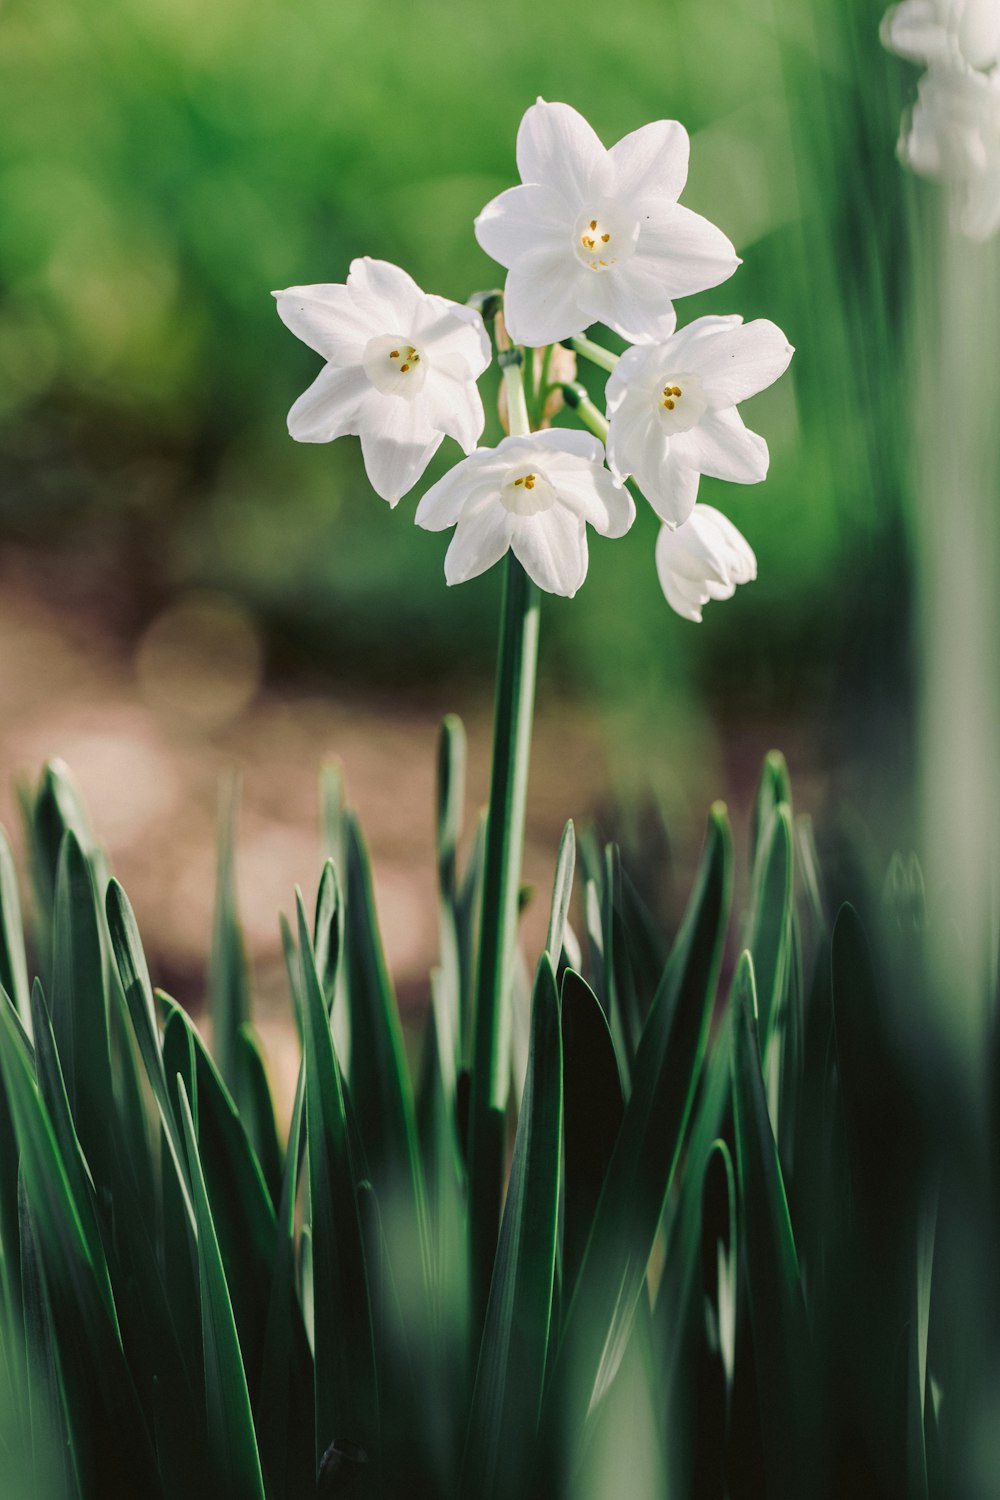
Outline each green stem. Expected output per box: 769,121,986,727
561,380,609,442
468,351,540,1334
567,333,619,373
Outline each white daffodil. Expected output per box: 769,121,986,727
605,316,793,528
882,0,1000,69
273,257,491,504
902,63,1000,236
655,505,756,622
474,100,739,348
414,429,634,597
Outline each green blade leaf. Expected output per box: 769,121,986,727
546,804,732,1446
731,950,812,1500
545,821,576,965
50,832,115,1186
296,887,378,1471
208,780,251,1107
0,826,30,1033
176,1077,266,1500
462,952,562,1500
560,967,623,1300
746,801,794,1055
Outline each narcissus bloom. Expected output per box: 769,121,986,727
655,505,756,621
475,100,739,347
273,258,490,504
415,429,634,597
605,316,793,527
882,0,1000,68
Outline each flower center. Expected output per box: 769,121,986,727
654,372,708,434
363,333,428,398
500,468,557,516
572,204,638,273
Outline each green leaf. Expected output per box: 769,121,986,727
731,951,812,1500
750,749,791,866
462,952,562,1500
545,821,576,964
50,832,114,1185
105,879,194,1229
344,816,427,1253
746,801,794,1056
545,804,731,1447
208,780,251,1110
296,888,378,1471
0,827,30,1033
176,1078,266,1500
560,968,623,1300
236,1025,283,1211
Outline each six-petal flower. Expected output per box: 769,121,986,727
414,429,634,597
474,99,740,347
605,316,794,527
274,257,491,504
655,504,757,621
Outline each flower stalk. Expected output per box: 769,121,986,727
561,379,609,441
567,333,620,374
468,350,541,1332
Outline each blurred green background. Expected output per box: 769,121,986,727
0,0,917,831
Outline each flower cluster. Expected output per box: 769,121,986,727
274,100,793,617
882,0,1000,239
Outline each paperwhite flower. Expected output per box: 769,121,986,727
414,429,634,597
882,0,1000,69
655,505,756,622
474,100,739,348
902,62,1000,236
605,316,793,528
273,258,491,504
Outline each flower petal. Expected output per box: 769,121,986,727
511,506,589,596
273,285,377,363
526,428,606,465
415,451,509,529
580,261,678,344
606,389,663,484
443,500,513,584
414,297,491,372
640,453,701,528
357,393,442,504
420,369,486,452
516,99,611,202
475,184,572,269
549,466,635,537
503,246,588,347
670,407,769,484
608,119,690,205
679,318,794,407
347,257,425,326
286,362,370,443
635,203,740,298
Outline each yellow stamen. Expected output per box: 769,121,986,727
663,398,675,410
390,350,400,358
589,219,597,230
601,233,610,243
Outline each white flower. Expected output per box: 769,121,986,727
273,258,491,504
902,62,1000,236
655,505,756,622
474,100,739,348
882,0,1000,69
414,429,634,597
604,316,793,528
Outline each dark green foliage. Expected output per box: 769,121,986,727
0,748,995,1499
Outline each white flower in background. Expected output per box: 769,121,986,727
882,0,1000,68
273,258,491,504
605,316,793,528
415,429,634,597
655,505,756,622
883,0,1000,238
902,64,1000,236
474,100,739,348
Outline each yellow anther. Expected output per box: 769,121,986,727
582,236,595,249
671,385,682,396
663,398,676,410
400,362,410,372
601,233,610,243
514,477,524,486
390,350,400,358
524,474,536,489
589,219,597,230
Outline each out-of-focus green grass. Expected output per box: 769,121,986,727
0,0,913,754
